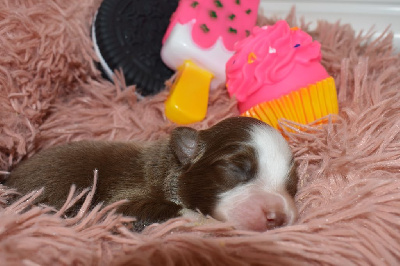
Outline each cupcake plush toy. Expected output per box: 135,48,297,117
226,20,338,130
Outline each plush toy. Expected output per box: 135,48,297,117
161,0,260,124
226,20,338,130
92,0,179,97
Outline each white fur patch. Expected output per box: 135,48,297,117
249,124,293,190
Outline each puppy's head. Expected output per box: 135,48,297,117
170,117,298,231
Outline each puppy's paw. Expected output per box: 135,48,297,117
179,208,220,227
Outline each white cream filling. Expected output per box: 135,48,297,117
161,19,234,90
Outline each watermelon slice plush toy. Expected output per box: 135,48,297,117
161,0,260,124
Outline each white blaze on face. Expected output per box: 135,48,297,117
213,123,297,231
251,124,293,190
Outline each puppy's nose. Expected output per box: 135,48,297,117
265,210,287,229
261,192,294,230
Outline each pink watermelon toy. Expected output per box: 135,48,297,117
161,0,260,124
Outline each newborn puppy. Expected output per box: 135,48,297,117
5,117,298,231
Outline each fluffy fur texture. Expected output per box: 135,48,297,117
1,0,400,265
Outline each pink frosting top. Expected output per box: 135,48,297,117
162,0,260,51
226,20,330,113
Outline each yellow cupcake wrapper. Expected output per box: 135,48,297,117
242,76,338,130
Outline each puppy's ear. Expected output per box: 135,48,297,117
170,127,199,165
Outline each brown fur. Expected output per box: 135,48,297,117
285,160,298,198
6,139,184,230
178,117,262,214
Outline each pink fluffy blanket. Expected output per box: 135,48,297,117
1,0,400,265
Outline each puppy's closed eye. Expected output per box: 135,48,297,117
215,157,256,184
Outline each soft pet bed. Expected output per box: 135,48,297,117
1,0,400,265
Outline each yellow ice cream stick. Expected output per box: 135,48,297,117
165,60,213,124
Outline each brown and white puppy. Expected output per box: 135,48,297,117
5,117,298,231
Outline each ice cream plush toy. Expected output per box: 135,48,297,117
226,20,338,130
161,0,260,124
